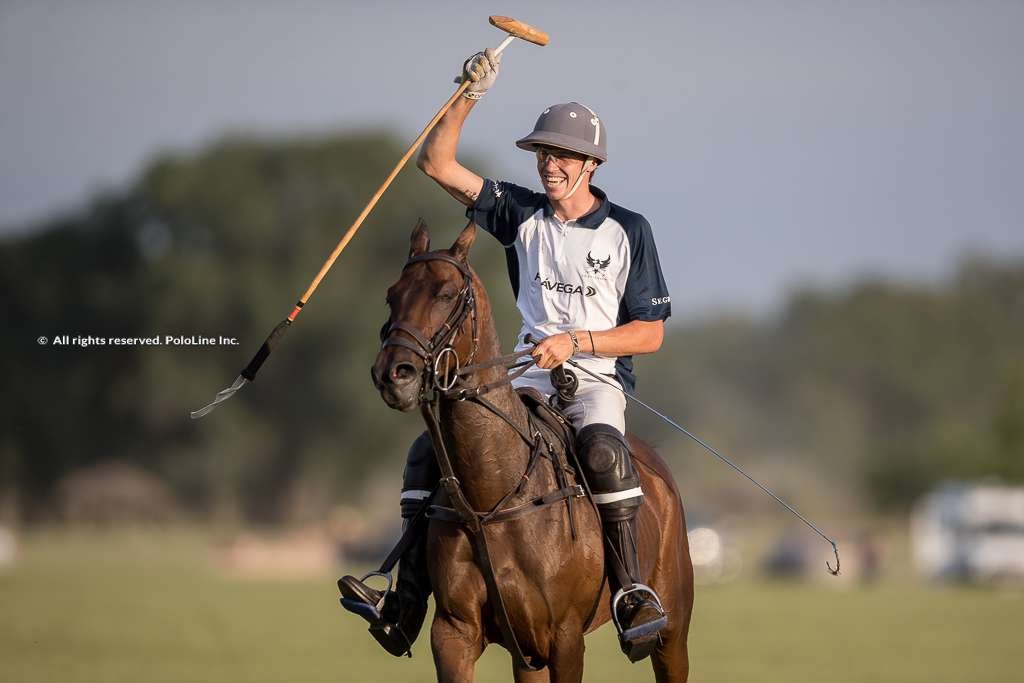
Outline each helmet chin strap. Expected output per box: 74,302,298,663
560,157,593,201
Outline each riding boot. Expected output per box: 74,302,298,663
338,432,438,657
578,424,668,663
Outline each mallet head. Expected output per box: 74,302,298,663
489,15,549,46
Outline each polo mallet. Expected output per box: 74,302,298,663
191,16,549,419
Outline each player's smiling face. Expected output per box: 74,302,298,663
535,146,588,200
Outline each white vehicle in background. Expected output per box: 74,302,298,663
911,482,1024,582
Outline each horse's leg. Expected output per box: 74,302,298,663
651,625,689,683
650,526,693,683
630,448,693,683
545,626,586,683
650,543,692,682
512,666,550,683
511,624,586,683
431,613,484,683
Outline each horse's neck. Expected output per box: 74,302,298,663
440,385,531,511
438,320,533,511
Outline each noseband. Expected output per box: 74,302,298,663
381,253,479,395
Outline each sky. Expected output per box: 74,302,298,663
2,0,1022,317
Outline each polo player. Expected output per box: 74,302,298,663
340,47,673,662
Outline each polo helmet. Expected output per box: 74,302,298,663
515,102,607,163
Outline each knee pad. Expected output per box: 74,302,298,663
577,424,642,522
400,431,439,519
579,425,621,475
578,424,632,480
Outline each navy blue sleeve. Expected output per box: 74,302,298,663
466,179,545,247
617,209,672,322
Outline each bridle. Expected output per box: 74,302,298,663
380,252,479,395
380,252,540,401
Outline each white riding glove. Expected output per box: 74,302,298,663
456,47,501,100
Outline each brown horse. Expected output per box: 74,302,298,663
371,219,694,682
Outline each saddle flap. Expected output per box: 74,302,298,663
515,387,576,446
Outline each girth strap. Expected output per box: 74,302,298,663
428,485,583,525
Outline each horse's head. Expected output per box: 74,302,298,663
371,219,479,411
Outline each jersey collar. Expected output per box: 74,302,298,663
543,185,611,229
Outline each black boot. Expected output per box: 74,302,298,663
338,432,437,657
604,517,668,662
338,519,430,657
578,424,667,662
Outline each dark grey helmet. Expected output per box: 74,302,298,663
515,102,607,163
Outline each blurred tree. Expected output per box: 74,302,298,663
647,256,1024,512
2,131,515,523
2,133,1022,520
992,362,1024,480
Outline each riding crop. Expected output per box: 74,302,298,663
191,16,549,419
573,360,841,574
522,335,842,575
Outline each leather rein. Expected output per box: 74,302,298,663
379,252,583,671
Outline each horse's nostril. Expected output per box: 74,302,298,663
391,362,418,385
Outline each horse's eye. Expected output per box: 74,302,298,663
437,289,458,301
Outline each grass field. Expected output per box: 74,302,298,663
1,530,1021,682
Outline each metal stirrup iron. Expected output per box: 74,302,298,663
611,584,668,642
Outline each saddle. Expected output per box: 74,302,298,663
515,386,576,453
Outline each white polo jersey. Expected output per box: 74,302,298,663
468,180,671,393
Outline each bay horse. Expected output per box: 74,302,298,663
371,219,693,682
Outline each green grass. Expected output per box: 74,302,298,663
1,530,1021,682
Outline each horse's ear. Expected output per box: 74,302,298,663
409,218,430,257
450,222,477,262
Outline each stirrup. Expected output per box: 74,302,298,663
338,571,414,658
611,584,668,663
339,570,392,622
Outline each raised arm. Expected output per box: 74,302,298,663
417,49,500,207
417,99,484,206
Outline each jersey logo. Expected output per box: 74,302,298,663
585,251,612,277
534,273,596,297
492,182,504,198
